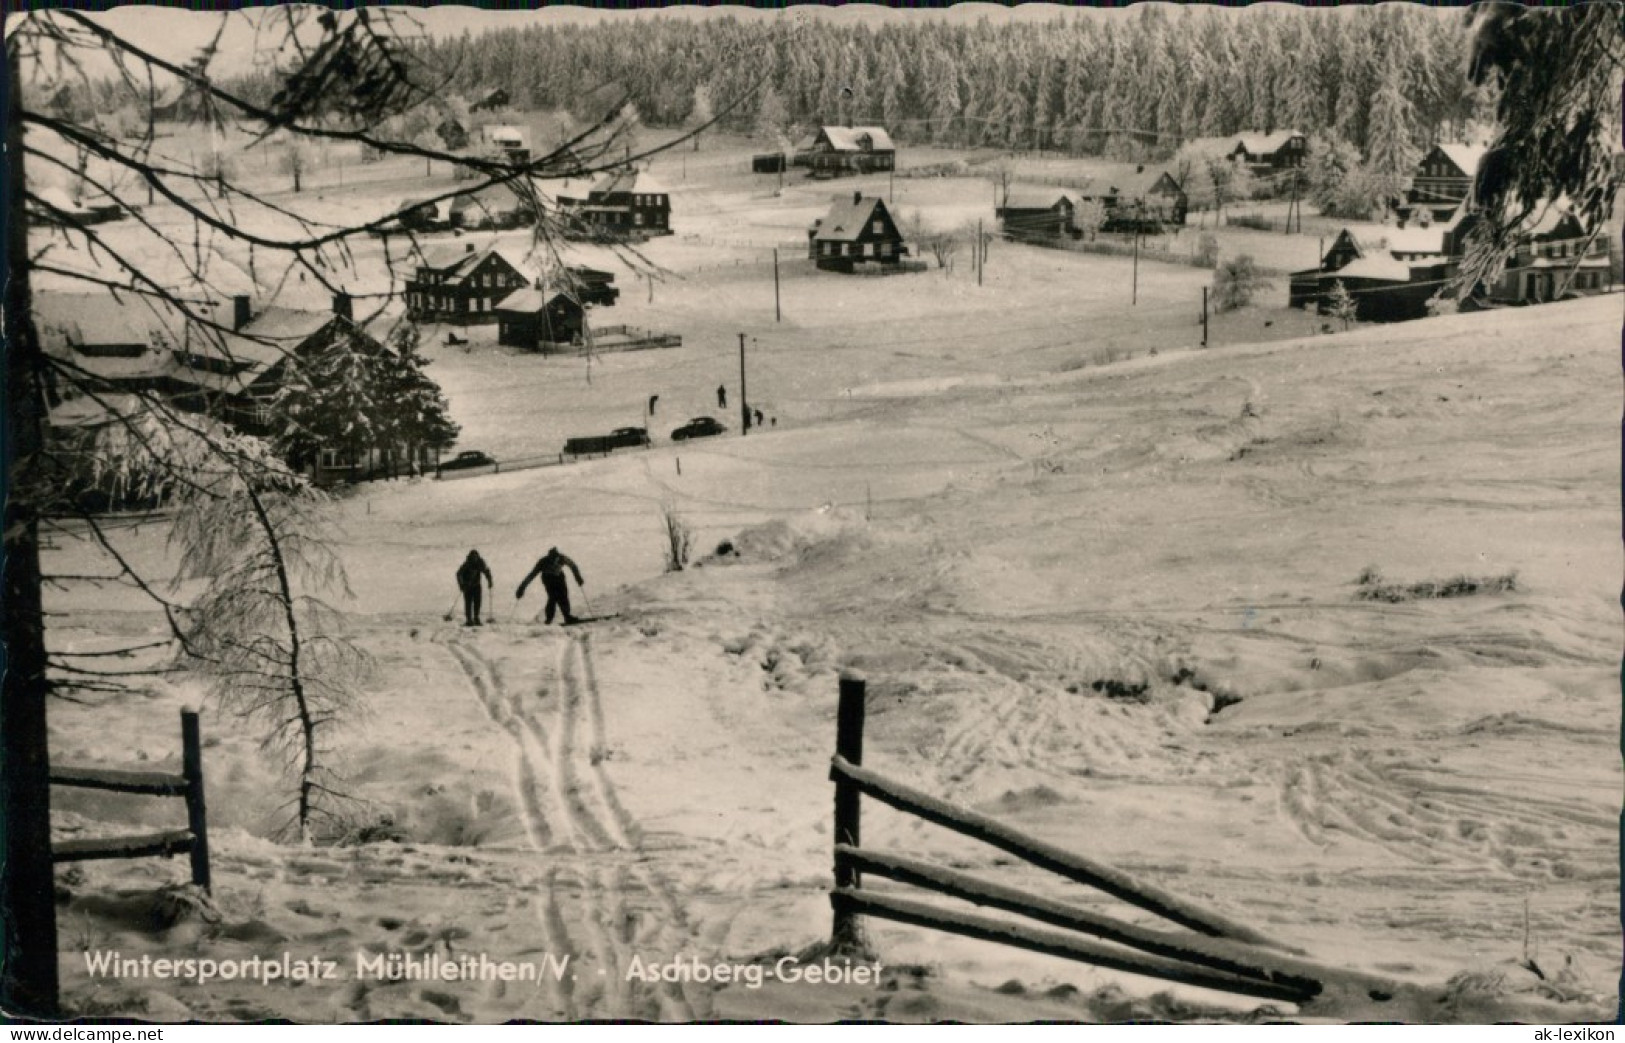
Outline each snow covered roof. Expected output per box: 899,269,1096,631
1002,186,1080,210
416,244,526,283
1431,143,1488,179
494,285,587,313
1334,252,1418,282
589,169,670,198
35,292,168,352
533,176,593,203
1236,129,1304,155
485,125,526,145
810,195,890,242
817,126,895,152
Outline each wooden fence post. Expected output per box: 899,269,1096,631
181,710,211,893
830,672,867,952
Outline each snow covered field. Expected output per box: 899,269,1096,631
35,134,1621,1023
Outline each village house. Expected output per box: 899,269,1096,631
448,183,533,231
35,291,428,482
1396,143,1488,227
807,192,908,273
483,124,529,164
404,244,529,325
1085,167,1189,232
1289,202,1612,321
997,186,1087,241
1455,206,1613,304
574,170,672,238
493,284,587,351
470,88,511,113
794,126,897,178
1233,129,1308,175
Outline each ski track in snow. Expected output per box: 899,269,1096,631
439,629,708,1020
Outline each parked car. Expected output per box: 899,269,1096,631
608,427,652,448
563,427,651,455
671,416,727,441
439,450,495,472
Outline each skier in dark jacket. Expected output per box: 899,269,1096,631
456,550,493,626
515,547,585,625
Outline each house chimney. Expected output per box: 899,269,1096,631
332,292,352,320
853,190,862,206
232,294,251,332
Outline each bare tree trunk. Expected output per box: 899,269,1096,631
244,488,318,838
2,40,61,1017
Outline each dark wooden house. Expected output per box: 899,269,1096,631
1396,143,1487,226
494,286,587,351
795,126,896,177
1234,130,1307,174
470,89,511,113
997,187,1086,240
808,192,908,273
577,170,672,237
404,244,529,325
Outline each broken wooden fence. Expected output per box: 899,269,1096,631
50,709,212,892
828,675,1399,1009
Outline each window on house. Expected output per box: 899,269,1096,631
863,242,874,258
872,220,883,234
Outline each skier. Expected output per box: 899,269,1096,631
716,384,727,409
648,393,659,416
456,550,493,627
516,547,586,625
753,408,764,428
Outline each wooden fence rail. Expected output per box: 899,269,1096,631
829,753,1281,949
830,888,1311,1005
50,709,211,892
827,675,1404,1009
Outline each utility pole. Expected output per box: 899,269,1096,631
1131,200,1142,306
773,248,781,322
1285,170,1298,237
977,218,983,287
738,332,749,435
1201,286,1209,347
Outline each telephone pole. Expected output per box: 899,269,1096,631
1201,286,1209,347
773,248,781,322
977,218,983,287
738,332,749,434
1132,200,1142,306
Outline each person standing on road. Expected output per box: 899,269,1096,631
516,547,586,625
716,384,727,409
456,550,493,627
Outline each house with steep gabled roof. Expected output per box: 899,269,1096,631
1397,143,1490,226
796,125,897,177
808,192,908,273
493,284,586,351
574,169,671,238
403,243,530,325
